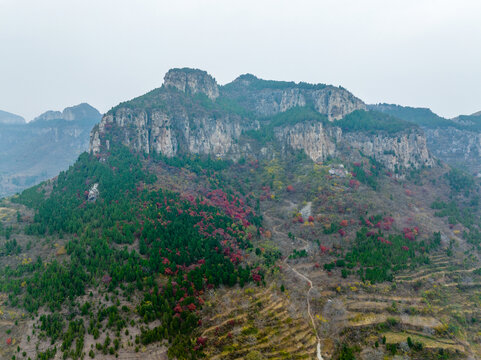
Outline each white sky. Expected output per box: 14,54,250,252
1,0,480,120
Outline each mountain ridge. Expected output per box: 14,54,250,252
0,109,25,125
370,103,481,175
91,68,432,174
32,103,101,123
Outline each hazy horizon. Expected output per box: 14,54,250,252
1,0,480,121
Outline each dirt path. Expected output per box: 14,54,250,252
267,201,324,360
283,256,324,360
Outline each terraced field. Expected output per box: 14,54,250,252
200,286,318,359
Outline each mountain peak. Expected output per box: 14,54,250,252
33,103,101,122
163,68,219,100
0,109,25,125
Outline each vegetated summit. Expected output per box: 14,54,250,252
1,68,481,360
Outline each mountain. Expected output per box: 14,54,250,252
0,109,25,125
370,103,481,174
90,68,433,174
2,68,481,360
33,103,100,123
0,103,101,197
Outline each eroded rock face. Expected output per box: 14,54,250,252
90,104,257,157
311,88,366,121
164,68,219,100
274,122,340,162
342,130,434,172
274,122,433,172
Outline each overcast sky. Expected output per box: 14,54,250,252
1,0,480,121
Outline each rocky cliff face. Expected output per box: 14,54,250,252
273,122,433,171
221,74,366,121
91,106,256,158
342,130,434,171
164,68,219,100
274,122,340,162
90,68,433,174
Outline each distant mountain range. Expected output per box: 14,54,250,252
0,103,101,197
1,74,480,199
0,109,26,125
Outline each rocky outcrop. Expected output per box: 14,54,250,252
274,122,433,171
88,183,99,202
342,130,434,172
274,122,340,162
164,68,219,100
90,104,257,157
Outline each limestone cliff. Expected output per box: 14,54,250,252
164,68,219,100
274,122,340,162
342,130,434,172
273,121,433,172
91,106,255,158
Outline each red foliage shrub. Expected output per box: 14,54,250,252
349,179,360,189
196,337,207,346
338,229,346,237
286,185,294,192
101,274,112,284
308,216,315,222
340,220,348,227
6,338,11,345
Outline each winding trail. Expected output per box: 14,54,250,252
268,207,324,360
